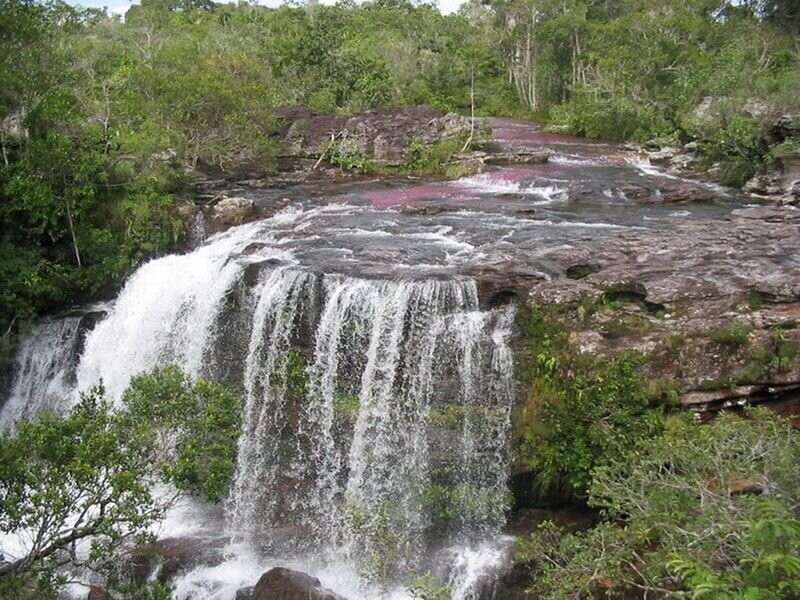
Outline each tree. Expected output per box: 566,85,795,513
0,366,242,598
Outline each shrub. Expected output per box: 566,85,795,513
708,321,753,347
518,410,800,599
514,305,669,498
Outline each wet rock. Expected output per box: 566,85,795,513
658,181,717,203
468,261,548,308
515,207,537,217
744,172,785,197
647,146,681,164
209,196,256,228
400,203,452,216
669,153,696,170
251,567,344,600
620,182,653,201
745,154,800,205
130,536,225,583
481,150,550,165
236,586,255,600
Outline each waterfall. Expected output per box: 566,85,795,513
0,315,86,428
75,221,291,400
221,270,516,589
1,211,517,598
227,266,319,542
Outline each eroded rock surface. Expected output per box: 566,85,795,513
522,206,800,419
276,105,472,166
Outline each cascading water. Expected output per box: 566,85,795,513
0,315,86,427
0,207,517,599
223,269,516,592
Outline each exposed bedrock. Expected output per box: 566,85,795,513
275,105,473,166
519,205,800,420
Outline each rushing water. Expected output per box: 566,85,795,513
0,118,746,598
0,315,86,428
0,211,518,599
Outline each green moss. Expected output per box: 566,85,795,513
663,334,685,353
565,264,600,280
285,350,308,397
599,313,652,339
577,291,665,328
426,404,502,429
698,375,737,391
702,329,800,388
333,391,361,418
748,291,766,310
417,483,511,525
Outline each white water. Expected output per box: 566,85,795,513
1,209,517,599
76,221,289,399
455,172,568,204
0,315,86,428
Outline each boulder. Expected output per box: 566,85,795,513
668,153,696,170
658,181,717,204
773,113,800,138
87,586,113,600
744,153,800,205
236,586,255,600
647,146,680,164
209,196,256,227
693,96,723,123
743,99,770,119
251,567,344,600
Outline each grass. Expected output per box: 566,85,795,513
708,321,753,347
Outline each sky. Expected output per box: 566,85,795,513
67,0,466,17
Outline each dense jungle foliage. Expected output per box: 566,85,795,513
1,0,798,349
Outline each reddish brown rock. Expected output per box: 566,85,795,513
87,586,113,600
251,567,344,600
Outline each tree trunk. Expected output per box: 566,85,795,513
65,200,82,268
462,62,476,153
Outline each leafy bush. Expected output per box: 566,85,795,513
121,365,243,504
324,139,376,173
0,367,242,597
514,305,669,498
518,410,800,599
